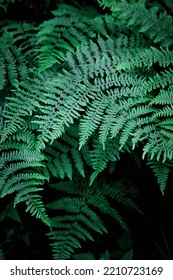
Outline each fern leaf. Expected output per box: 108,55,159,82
60,153,73,180
36,4,97,72
79,95,108,149
24,194,51,227
150,87,173,106
46,197,107,259
1,86,41,143
0,57,6,90
143,132,173,162
101,0,173,47
0,173,45,197
147,161,172,194
71,148,85,177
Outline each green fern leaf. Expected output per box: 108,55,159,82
71,148,85,177
79,95,108,149
60,153,73,180
24,194,51,227
147,160,173,194
0,57,6,90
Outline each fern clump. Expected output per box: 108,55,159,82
46,174,140,259
0,0,173,259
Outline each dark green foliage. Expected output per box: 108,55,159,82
0,130,51,226
46,175,140,259
0,0,173,259
0,0,15,12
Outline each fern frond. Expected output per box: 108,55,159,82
151,105,173,119
1,22,37,64
150,87,173,105
46,172,139,259
102,179,142,213
0,84,41,143
119,110,153,149
89,138,122,185
29,72,89,149
23,193,51,227
42,127,85,179
0,139,49,225
51,177,130,228
0,173,45,197
0,57,6,90
79,95,108,149
36,3,98,72
98,0,173,47
70,148,85,177
145,69,173,92
46,197,107,259
0,23,35,92
60,153,73,180
116,47,173,71
158,119,173,140
143,132,173,162
147,160,173,194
